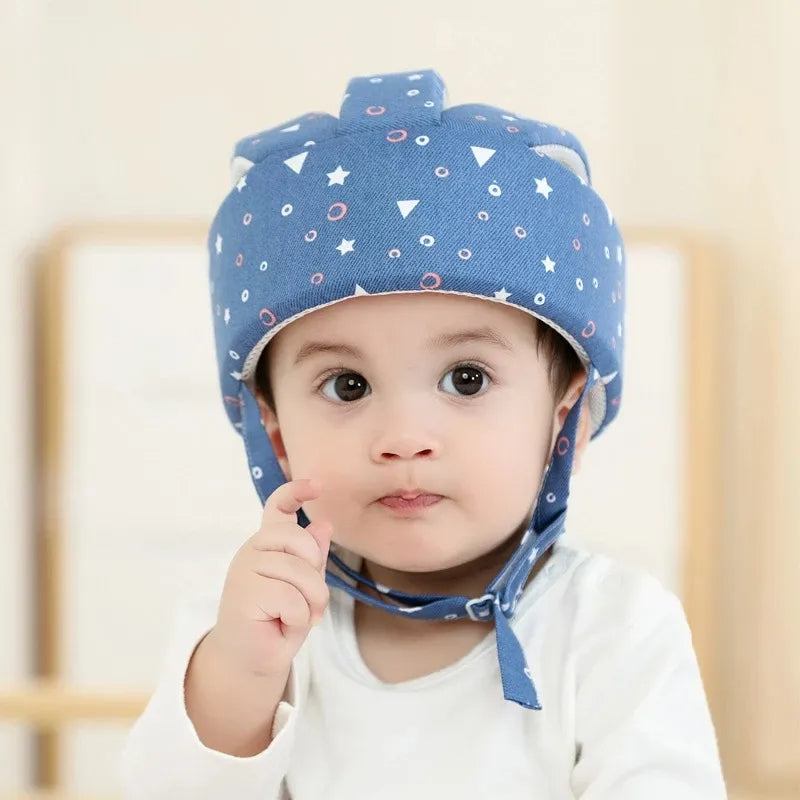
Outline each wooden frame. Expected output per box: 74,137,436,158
1,221,726,798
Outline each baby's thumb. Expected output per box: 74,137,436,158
305,519,333,575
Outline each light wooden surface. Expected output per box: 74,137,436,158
0,681,148,724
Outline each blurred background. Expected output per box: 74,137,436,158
0,0,798,798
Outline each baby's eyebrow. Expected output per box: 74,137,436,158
293,326,514,366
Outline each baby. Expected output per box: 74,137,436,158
121,69,728,798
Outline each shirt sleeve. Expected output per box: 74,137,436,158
119,592,305,800
569,573,729,799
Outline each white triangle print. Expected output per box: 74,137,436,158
284,151,308,174
471,146,496,167
397,199,420,218
280,124,300,133
354,284,370,296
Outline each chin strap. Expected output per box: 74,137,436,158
325,369,597,710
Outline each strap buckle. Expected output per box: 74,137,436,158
465,592,497,621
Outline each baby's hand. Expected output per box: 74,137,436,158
211,478,333,679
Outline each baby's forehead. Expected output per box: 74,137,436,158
285,291,535,338
264,292,541,375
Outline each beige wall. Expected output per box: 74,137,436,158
1,0,798,795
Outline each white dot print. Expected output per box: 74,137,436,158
488,183,502,196
420,234,435,247
252,467,263,479
534,293,545,305
477,210,489,221
424,100,434,107
445,613,458,620
618,322,623,337
281,204,293,216
415,135,429,145
369,77,383,83
593,278,599,288
408,89,420,96
229,350,240,360
604,246,610,259
458,248,472,260
241,289,249,302
546,492,556,503
260,261,268,271
583,213,591,225
576,278,584,291
304,140,316,146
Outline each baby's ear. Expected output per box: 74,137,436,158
254,391,292,481
552,374,592,472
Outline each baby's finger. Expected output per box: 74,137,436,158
304,519,334,577
250,552,330,623
261,478,322,528
250,575,313,630
250,524,326,572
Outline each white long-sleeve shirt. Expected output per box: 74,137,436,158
120,541,728,798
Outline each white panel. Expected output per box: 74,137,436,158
59,241,263,792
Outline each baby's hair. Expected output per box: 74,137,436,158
254,317,583,416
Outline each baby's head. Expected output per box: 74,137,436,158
252,290,590,574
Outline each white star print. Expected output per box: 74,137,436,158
336,238,355,255
494,288,512,301
215,234,223,254
535,177,553,199
327,165,350,186
236,175,247,192
542,256,556,272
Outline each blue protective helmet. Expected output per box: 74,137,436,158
207,68,626,709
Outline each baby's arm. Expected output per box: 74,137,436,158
120,478,329,799
119,592,301,800
569,576,728,799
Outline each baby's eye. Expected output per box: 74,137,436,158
317,363,490,403
440,364,490,397
320,371,370,403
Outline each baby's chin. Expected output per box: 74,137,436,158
334,522,515,578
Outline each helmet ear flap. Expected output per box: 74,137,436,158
230,156,255,188
532,144,590,185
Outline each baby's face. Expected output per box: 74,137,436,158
259,292,571,574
